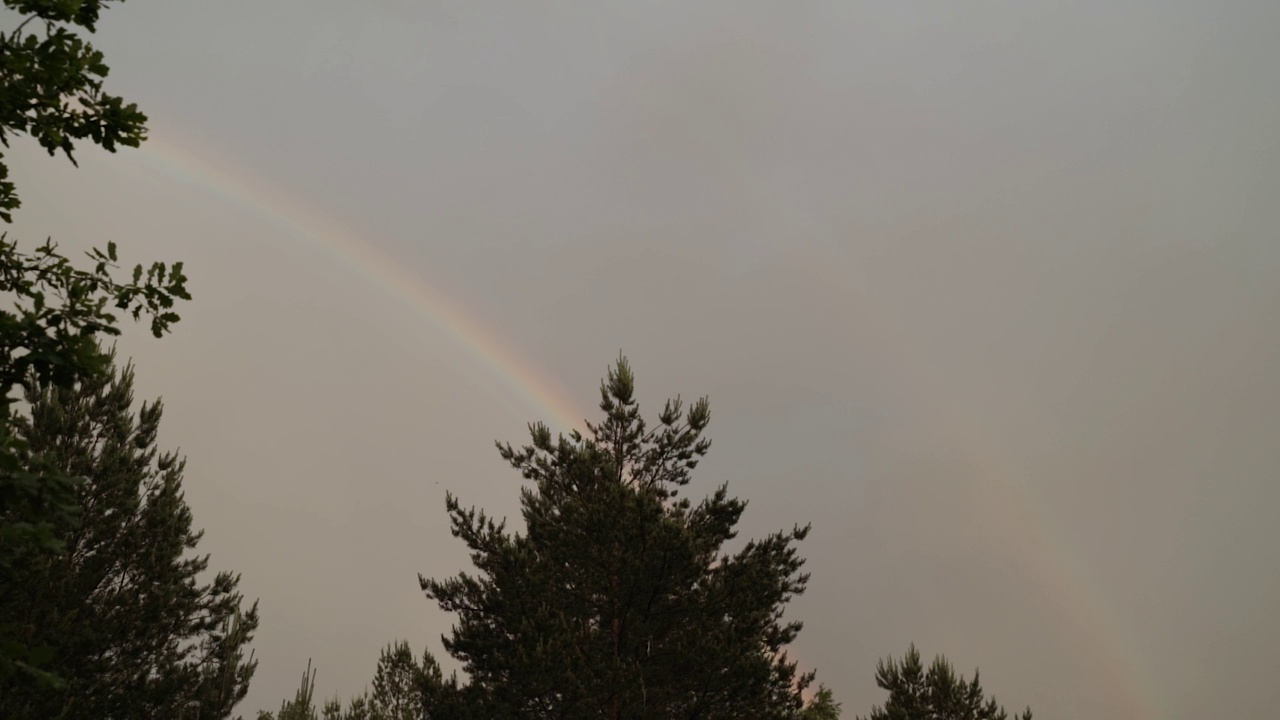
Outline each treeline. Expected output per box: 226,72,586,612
0,3,1033,720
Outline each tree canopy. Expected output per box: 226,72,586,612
0,0,190,685
418,357,817,719
858,645,1032,720
0,351,258,719
258,643,444,720
800,686,843,720
0,0,148,222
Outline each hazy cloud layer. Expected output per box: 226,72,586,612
10,1,1278,717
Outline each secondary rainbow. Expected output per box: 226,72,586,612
783,244,1159,720
127,123,589,435
708,165,1158,719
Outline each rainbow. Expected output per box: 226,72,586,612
122,122,590,435
119,120,835,693
119,121,1154,718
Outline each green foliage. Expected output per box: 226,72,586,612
260,645,442,720
258,660,320,720
370,640,443,720
0,236,190,683
0,0,189,687
800,685,843,720
858,645,1032,720
0,0,148,222
0,353,257,719
0,235,191,392
418,356,816,719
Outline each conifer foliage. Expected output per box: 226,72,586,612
858,645,1032,720
799,686,843,720
419,357,816,719
369,641,442,720
0,351,258,719
258,643,443,720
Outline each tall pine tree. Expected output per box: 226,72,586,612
0,350,258,719
858,645,1032,720
419,357,816,719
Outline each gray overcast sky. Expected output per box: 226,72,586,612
10,1,1279,717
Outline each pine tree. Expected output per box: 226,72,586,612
0,351,258,719
370,640,443,720
260,645,442,720
858,645,1032,720
258,660,323,720
800,685,843,720
418,356,816,719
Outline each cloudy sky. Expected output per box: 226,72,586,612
9,1,1279,717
